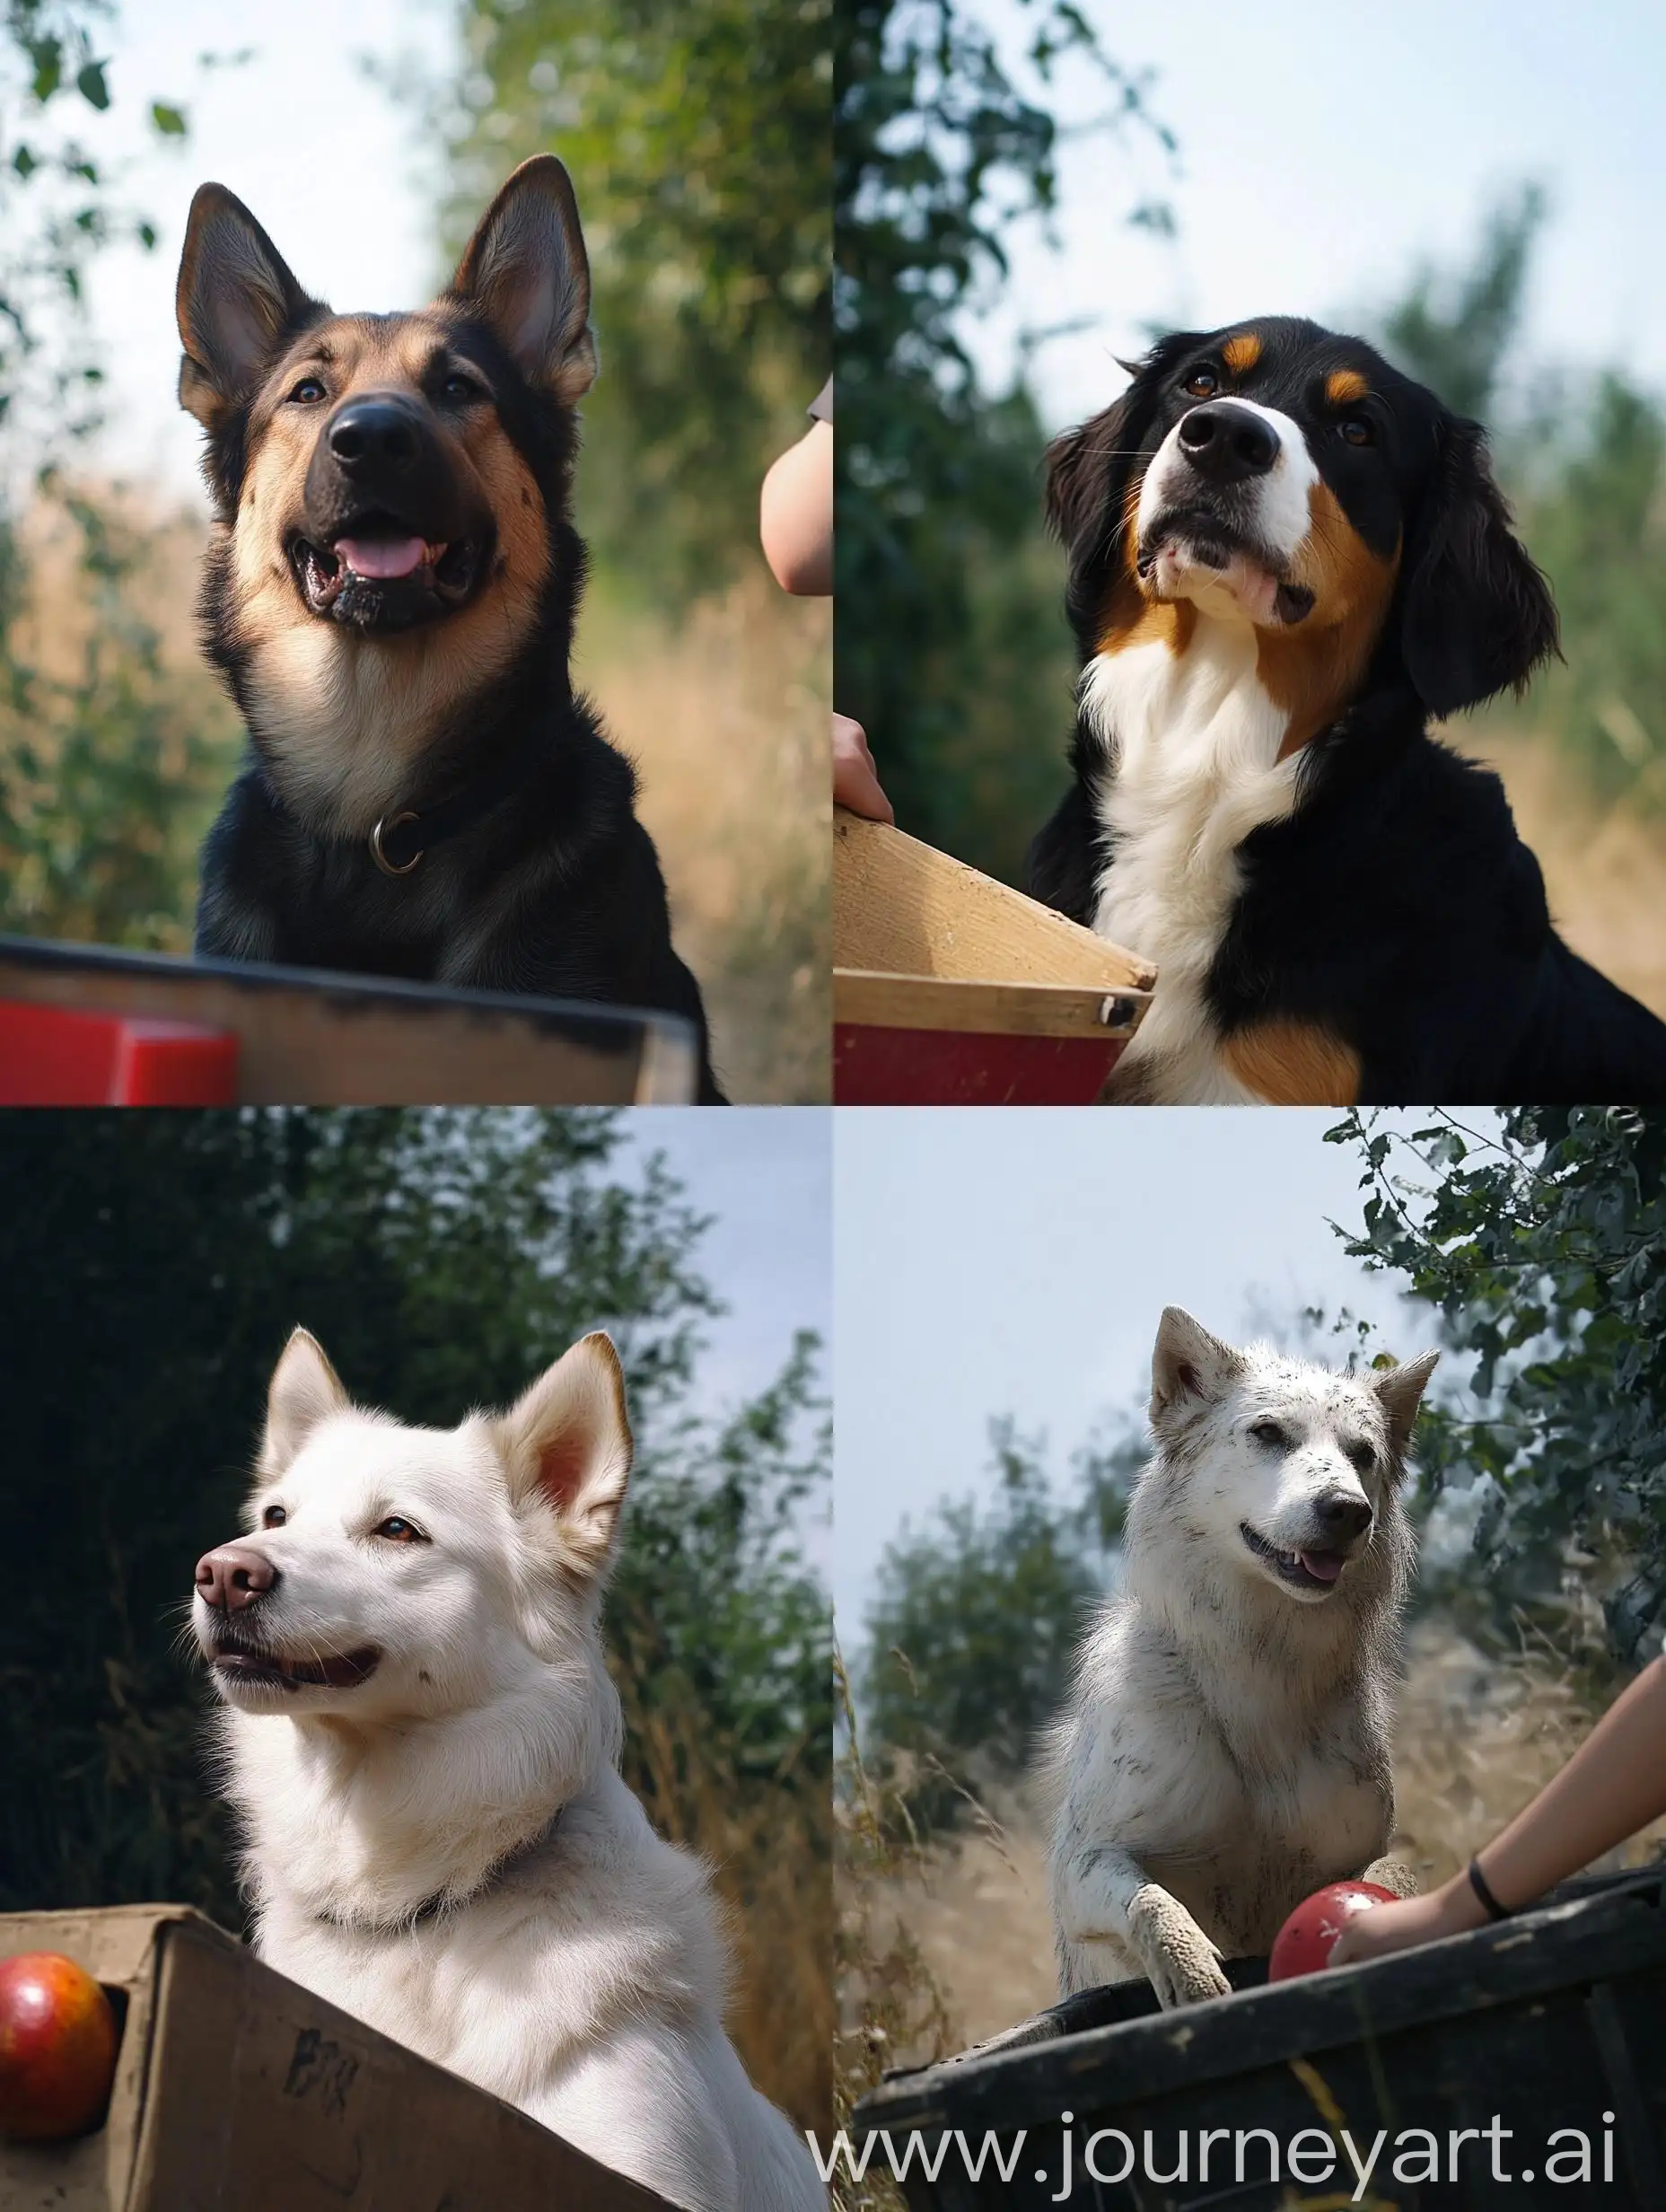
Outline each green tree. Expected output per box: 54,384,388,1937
1328,1107,1666,1668
0,5,236,950
1374,185,1666,804
835,0,1171,875
440,0,831,600
0,1109,830,2114
1378,182,1546,423
860,1412,1141,1831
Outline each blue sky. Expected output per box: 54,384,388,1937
965,0,1666,434
832,1110,1455,1636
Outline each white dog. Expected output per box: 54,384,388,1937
191,1328,824,2212
1048,1306,1437,2009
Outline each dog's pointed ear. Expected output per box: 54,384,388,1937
1372,1348,1440,1454
176,183,319,430
495,1332,632,1572
1151,1306,1243,1426
262,1329,349,1470
1399,416,1558,716
449,154,596,404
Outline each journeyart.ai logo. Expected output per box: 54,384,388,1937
808,2113,1625,2199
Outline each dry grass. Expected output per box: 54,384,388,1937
578,576,829,1102
856,1621,1666,2065
6,491,829,1101
615,1644,832,2140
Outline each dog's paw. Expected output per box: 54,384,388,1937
1127,1886,1233,2011
1360,1855,1419,1900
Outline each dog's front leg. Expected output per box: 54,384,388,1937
1360,1854,1419,1899
1058,1843,1232,2010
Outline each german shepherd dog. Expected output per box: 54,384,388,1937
175,157,723,1102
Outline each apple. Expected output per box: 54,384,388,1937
0,1951,119,2142
1267,1880,1397,1981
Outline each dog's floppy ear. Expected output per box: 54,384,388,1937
1150,1306,1243,1427
1372,1348,1440,1456
176,183,320,430
1046,333,1197,647
495,1332,632,1572
1398,416,1558,716
449,154,597,404
262,1329,349,1470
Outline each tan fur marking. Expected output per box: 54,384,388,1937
1258,482,1400,759
1222,1018,1361,1105
1222,333,1261,376
227,308,551,830
1093,477,1197,659
1326,368,1368,407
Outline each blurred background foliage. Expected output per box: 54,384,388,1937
835,7,1666,982
0,1,830,1101
440,0,830,604
854,1108,1666,1848
0,1108,832,2132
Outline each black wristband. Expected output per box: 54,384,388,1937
1469,1856,1513,1921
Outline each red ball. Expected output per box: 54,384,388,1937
1267,1881,1397,1981
0,1951,119,2142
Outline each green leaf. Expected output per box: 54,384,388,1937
75,60,110,112
150,101,188,137
29,37,62,102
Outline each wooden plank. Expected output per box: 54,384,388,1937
833,809,1155,994
0,937,699,1106
834,970,1147,1040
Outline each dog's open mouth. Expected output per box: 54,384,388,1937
1138,510,1315,627
289,521,482,631
211,1640,381,1691
1241,1522,1347,1593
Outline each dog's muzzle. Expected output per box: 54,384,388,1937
1136,402,1318,626
292,392,492,634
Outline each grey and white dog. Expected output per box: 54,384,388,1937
1047,1306,1438,2009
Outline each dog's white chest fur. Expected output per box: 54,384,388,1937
1082,623,1299,1102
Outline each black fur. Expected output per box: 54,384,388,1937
180,168,723,1102
1027,315,1666,1103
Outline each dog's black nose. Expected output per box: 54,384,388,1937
1312,1492,1372,1545
1178,401,1279,482
196,1542,279,1612
327,399,421,474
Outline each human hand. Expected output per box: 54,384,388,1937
833,713,893,823
1327,1874,1489,1968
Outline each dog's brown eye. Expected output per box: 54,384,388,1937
1183,367,1219,399
1339,415,1376,447
373,1515,424,1544
441,373,480,403
262,1504,287,1528
1346,1439,1376,1474
289,377,327,405
1248,1419,1288,1449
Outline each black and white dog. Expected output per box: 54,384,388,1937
1028,317,1666,1103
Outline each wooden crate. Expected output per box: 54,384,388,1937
0,1905,675,2211
0,937,698,1105
832,811,1155,1104
854,1865,1666,2209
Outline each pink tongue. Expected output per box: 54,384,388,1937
335,536,426,580
1298,1550,1344,1584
